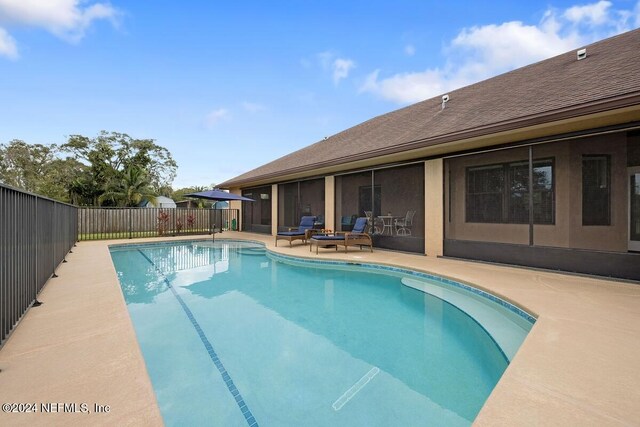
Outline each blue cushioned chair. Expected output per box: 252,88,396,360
275,216,317,247
309,217,373,254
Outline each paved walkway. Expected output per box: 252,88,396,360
1,232,638,426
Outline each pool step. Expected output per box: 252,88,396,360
401,277,531,361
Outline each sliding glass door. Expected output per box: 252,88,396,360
335,164,424,253
242,186,272,234
277,178,325,231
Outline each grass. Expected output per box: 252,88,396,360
79,228,223,241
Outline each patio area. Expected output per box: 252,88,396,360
0,231,639,426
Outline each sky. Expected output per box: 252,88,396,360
1,1,639,189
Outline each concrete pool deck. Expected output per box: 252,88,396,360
0,232,638,426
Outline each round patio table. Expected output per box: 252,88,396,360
377,215,398,235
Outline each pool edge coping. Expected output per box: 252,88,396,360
109,237,538,325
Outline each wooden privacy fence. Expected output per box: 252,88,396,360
78,207,239,241
0,183,78,347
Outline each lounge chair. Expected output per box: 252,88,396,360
275,216,317,247
309,217,373,254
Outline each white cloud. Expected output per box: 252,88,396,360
332,58,355,84
0,26,17,59
0,0,120,57
315,51,356,84
564,0,612,25
361,1,640,104
204,108,230,127
242,102,266,113
362,69,455,105
404,44,416,56
450,19,581,69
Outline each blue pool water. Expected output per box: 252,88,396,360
109,240,534,426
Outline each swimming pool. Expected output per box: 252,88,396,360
110,240,535,426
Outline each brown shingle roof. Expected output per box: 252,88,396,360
220,29,640,188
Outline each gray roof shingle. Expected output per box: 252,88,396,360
220,29,640,187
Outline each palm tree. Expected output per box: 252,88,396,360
99,166,157,207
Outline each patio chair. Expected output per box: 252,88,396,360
364,211,381,234
309,217,373,254
275,215,317,247
394,210,416,236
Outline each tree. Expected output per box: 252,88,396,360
171,185,206,201
0,140,56,192
40,158,87,202
68,174,103,206
1,132,178,205
99,166,157,207
0,140,86,202
62,131,178,196
171,185,215,208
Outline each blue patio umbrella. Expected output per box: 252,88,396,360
184,189,253,239
184,189,255,202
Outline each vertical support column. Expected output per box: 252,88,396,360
324,176,335,231
229,188,242,231
271,184,278,236
425,159,444,257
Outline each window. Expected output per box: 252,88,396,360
507,160,554,224
466,165,503,223
507,161,529,223
466,159,554,224
582,155,610,225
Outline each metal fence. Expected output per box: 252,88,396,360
0,183,78,347
78,207,239,241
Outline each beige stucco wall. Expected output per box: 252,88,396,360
325,176,335,231
229,187,243,231
445,133,629,251
425,159,444,256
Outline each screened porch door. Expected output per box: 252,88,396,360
630,167,640,251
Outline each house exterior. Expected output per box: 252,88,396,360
220,29,640,280
175,200,228,209
175,200,200,208
140,196,177,209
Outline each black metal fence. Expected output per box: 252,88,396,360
78,207,239,241
1,183,78,347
